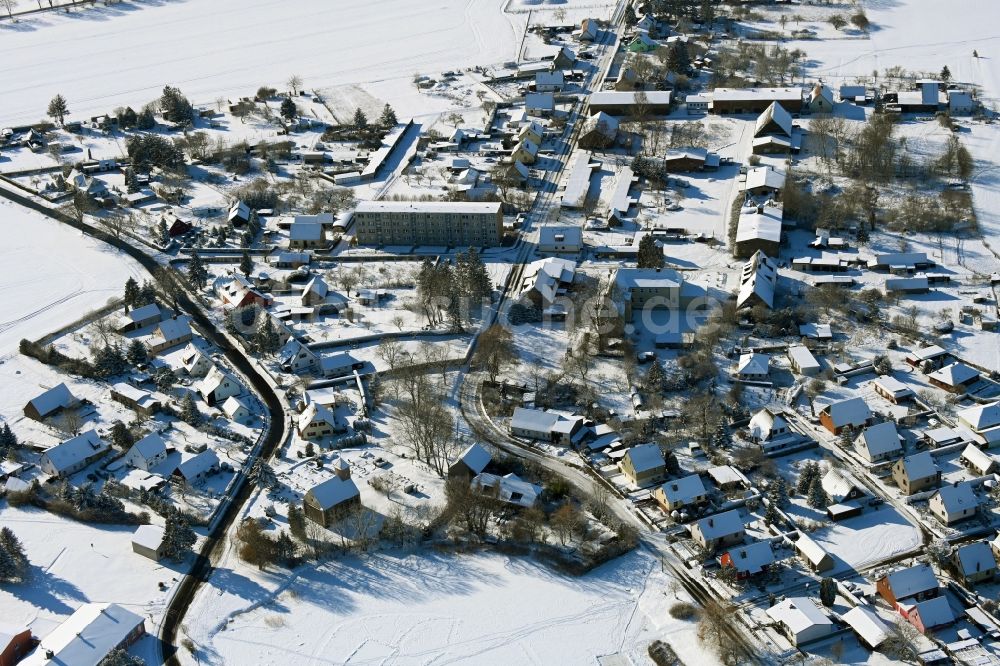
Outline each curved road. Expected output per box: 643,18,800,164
0,180,288,664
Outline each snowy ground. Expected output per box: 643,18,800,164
0,201,144,358
180,543,715,666
0,505,179,656
0,0,526,127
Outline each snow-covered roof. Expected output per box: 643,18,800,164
899,451,938,481
128,433,166,462
736,352,770,376
625,443,665,474
20,602,145,666
882,564,938,600
156,317,191,342
934,482,979,513
511,407,560,434
819,397,871,428
873,375,913,398
615,267,683,293
518,257,577,305
723,540,774,574
43,430,110,474
301,276,329,301
588,91,672,108
743,166,785,192
748,409,788,441
473,472,542,508
958,401,1000,432
821,469,865,503
954,541,996,577
659,474,706,505
131,524,165,552
900,596,954,629
707,466,748,488
454,442,492,475
754,101,793,137
736,251,777,309
525,92,555,111
124,302,164,324
793,532,831,568
929,362,980,387
222,395,251,418
735,205,782,245
787,345,820,372
198,365,236,397
111,382,158,409
300,401,338,430
960,444,995,474
713,87,803,103
582,111,619,138
766,597,832,634
0,624,29,651
176,449,219,481
319,351,360,377
868,252,931,269
842,606,889,648
26,382,77,417
856,422,902,458
693,509,744,540
538,225,583,248
289,220,323,241
536,71,564,86
306,473,360,510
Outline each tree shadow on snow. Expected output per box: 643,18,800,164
11,564,88,615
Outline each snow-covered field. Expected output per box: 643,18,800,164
0,200,143,357
181,543,713,666
0,0,525,126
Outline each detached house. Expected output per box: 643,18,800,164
123,433,168,471
117,302,167,333
735,353,770,381
288,221,325,249
876,564,939,607
892,451,941,495
21,603,145,666
174,449,219,484
40,430,111,478
303,460,361,527
928,362,980,394
958,401,1000,434
180,344,213,377
929,482,979,525
298,402,344,441
872,376,914,404
619,443,666,486
222,395,252,422
197,366,240,406
653,474,708,512
147,317,193,354
767,597,835,647
23,383,79,421
960,444,996,476
719,540,775,579
690,509,745,552
817,397,872,435
952,541,997,585
448,442,492,480
278,339,318,374
855,422,903,464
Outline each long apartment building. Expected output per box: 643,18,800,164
353,201,504,247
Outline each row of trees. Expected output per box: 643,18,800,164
414,249,493,329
